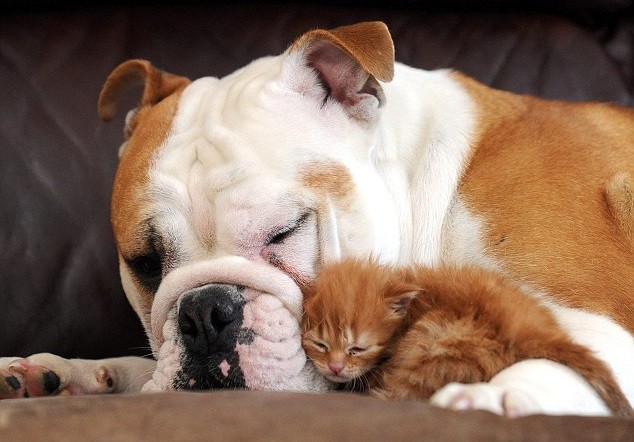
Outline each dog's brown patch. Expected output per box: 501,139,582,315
453,72,634,333
110,93,183,257
300,161,355,202
100,60,190,308
111,95,182,309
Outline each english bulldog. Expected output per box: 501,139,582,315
1,22,633,417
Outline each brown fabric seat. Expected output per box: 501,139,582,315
1,391,634,441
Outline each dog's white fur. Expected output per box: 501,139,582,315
380,65,478,266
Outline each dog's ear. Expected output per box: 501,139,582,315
98,59,190,140
287,21,395,122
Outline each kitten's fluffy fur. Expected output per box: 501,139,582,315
301,258,633,417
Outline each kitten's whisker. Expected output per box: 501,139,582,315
366,367,385,391
357,374,366,392
357,374,366,393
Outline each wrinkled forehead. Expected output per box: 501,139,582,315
112,55,357,254
150,69,354,207
168,58,355,168
150,95,318,223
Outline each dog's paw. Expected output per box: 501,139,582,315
430,382,542,418
0,357,28,398
0,353,117,399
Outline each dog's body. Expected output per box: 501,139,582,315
1,22,632,417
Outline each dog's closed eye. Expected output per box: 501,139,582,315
266,212,311,246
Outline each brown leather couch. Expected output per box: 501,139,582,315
1,1,633,440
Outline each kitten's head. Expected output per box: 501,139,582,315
301,258,418,383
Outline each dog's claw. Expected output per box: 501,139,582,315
95,365,115,391
42,370,61,394
1,373,26,399
5,375,21,390
1,358,24,398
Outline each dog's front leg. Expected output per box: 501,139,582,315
430,308,634,417
430,359,613,417
0,354,155,399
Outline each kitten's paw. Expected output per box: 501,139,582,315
0,353,117,399
430,382,542,418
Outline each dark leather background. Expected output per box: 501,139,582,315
1,1,632,359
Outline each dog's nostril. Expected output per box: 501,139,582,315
179,313,199,340
211,307,234,333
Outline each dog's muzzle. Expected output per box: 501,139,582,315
141,256,331,393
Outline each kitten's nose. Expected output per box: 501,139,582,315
328,361,345,375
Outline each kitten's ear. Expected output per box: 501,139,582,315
388,290,418,318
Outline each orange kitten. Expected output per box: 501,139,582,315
301,258,633,417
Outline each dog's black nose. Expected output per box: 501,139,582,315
178,284,244,356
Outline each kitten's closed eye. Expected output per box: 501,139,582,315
305,339,329,353
347,347,367,356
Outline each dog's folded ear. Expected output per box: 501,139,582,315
286,21,395,122
98,59,190,138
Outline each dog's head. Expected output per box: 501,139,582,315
98,22,401,391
